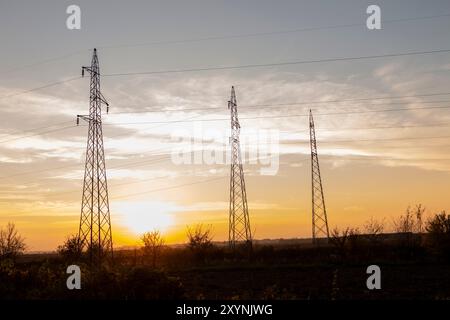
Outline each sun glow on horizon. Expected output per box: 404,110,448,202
114,201,178,235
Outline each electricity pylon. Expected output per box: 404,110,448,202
309,109,330,244
228,86,252,249
76,48,113,263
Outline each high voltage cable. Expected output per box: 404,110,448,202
101,105,450,126
4,12,449,76
8,175,228,217
287,122,450,132
0,145,177,180
0,114,206,177
2,96,450,143
0,76,82,100
3,153,272,199
2,46,437,94
98,14,450,49
3,152,449,214
0,125,78,144
108,97,450,115
49,156,172,181
40,168,174,198
0,50,88,75
0,101,206,143
0,135,221,182
248,93,450,106
3,124,450,183
98,12,450,49
240,135,450,145
313,135,450,144
112,176,230,200
0,121,448,181
0,120,74,139
15,175,230,214
8,149,450,216
7,152,450,187
3,92,450,141
102,49,450,77
1,105,449,146
0,48,448,100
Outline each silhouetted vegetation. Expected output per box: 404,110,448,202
141,230,165,267
186,224,214,263
393,204,425,233
57,234,83,263
0,223,26,261
364,217,385,244
1,207,450,300
425,211,450,260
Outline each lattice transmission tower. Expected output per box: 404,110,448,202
228,86,252,248
76,48,113,262
309,109,330,244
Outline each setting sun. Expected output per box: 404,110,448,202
114,201,177,235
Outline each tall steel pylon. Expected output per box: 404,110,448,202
228,86,252,248
77,48,113,263
309,109,330,244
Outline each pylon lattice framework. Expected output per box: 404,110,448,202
228,86,252,248
309,109,330,244
77,48,113,262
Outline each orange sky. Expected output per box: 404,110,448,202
1,1,450,251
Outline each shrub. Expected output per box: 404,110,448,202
186,224,214,263
57,234,83,262
425,211,450,259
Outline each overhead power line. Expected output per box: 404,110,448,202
10,175,228,216
0,76,81,100
4,12,449,76
1,104,449,145
109,97,450,115
103,49,450,77
0,50,88,76
100,105,450,126
2,94,450,144
6,151,450,215
4,91,450,139
0,146,177,181
0,120,74,139
3,122,450,183
0,125,77,144
1,48,449,102
3,91,450,142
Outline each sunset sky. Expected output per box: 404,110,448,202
0,0,450,251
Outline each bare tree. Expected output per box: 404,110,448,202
348,227,360,249
364,217,385,235
393,206,416,233
393,205,426,233
330,227,350,251
141,230,165,267
330,227,360,253
415,204,426,233
364,217,385,244
0,222,26,260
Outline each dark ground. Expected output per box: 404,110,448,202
2,234,450,300
174,262,450,299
